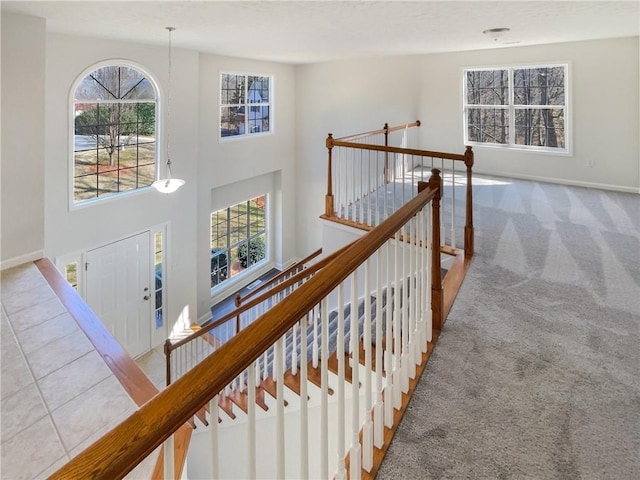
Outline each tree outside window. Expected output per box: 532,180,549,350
220,73,271,138
464,65,568,152
73,65,157,203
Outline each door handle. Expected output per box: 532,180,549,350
143,295,150,301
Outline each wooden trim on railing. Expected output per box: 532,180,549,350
326,133,335,217
235,248,323,306
35,259,159,406
328,139,466,162
49,171,442,480
428,171,444,332
336,120,420,142
464,146,475,259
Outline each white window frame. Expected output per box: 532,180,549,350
69,60,162,210
219,72,273,140
463,63,571,155
210,194,270,295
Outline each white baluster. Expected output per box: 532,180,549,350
350,273,361,480
321,297,329,479
363,258,373,472
374,246,384,448
312,306,319,369
451,159,456,249
291,322,298,376
391,232,402,410
248,363,256,479
210,395,219,479
300,316,309,479
276,336,285,479
335,285,347,480
408,217,417,380
400,224,409,394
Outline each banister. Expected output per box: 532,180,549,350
336,120,420,142
49,170,442,480
464,146,475,259
167,244,351,355
235,248,323,306
329,140,466,162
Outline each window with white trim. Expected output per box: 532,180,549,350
72,64,158,203
210,196,267,288
220,73,271,138
464,65,568,152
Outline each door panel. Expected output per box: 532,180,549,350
86,232,151,358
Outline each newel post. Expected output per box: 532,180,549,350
325,134,335,217
429,169,443,332
383,123,391,183
164,339,172,387
464,146,474,259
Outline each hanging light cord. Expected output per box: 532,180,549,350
166,26,175,179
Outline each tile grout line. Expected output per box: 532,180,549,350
1,289,72,475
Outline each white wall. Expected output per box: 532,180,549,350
44,33,200,342
294,37,639,258
417,37,640,192
294,55,422,256
1,13,46,268
195,53,297,318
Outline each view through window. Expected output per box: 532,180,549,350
464,65,568,152
73,65,157,203
211,195,267,288
220,73,271,138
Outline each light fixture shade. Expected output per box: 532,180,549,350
153,177,185,194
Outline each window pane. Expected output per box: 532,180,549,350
73,65,157,203
220,106,244,137
515,108,565,148
466,70,508,105
248,76,269,103
65,263,78,290
221,74,245,104
467,107,509,144
211,249,228,287
514,67,565,106
249,106,269,134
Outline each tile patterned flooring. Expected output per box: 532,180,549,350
1,263,157,479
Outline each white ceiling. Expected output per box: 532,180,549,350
3,1,639,64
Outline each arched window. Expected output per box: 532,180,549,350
72,64,158,203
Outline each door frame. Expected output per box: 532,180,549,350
54,222,169,350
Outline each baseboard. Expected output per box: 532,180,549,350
473,169,640,194
0,250,45,271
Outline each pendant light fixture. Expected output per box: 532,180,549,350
153,26,185,194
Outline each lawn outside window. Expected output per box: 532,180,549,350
71,63,159,205
464,64,570,154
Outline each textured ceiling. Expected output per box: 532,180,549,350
2,1,639,63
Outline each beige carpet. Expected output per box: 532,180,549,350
377,175,640,479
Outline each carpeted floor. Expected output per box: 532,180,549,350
377,175,640,479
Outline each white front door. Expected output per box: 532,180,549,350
86,231,151,358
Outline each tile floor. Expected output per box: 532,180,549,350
1,263,157,479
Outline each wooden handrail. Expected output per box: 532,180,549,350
235,248,323,306
329,139,466,162
49,170,442,480
336,120,420,142
167,243,352,354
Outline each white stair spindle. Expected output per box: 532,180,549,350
210,395,219,479
451,159,456,249
374,245,384,448
276,336,285,479
335,285,347,480
291,322,298,376
393,232,402,410
248,363,256,479
300,316,309,479
363,258,373,472
321,297,330,479
350,273,361,480
401,223,410,394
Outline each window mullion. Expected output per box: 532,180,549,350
508,68,515,147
